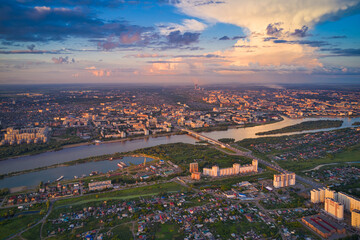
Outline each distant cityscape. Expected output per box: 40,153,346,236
0,85,360,240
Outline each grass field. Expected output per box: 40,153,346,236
154,223,184,240
278,144,360,172
0,213,43,239
194,170,276,189
54,181,188,207
21,223,41,240
111,223,133,240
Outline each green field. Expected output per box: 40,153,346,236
278,143,360,172
21,223,42,240
132,143,252,170
0,213,43,239
194,169,276,189
154,223,184,240
110,223,134,240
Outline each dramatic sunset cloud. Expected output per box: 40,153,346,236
0,0,359,84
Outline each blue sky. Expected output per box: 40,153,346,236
0,0,359,85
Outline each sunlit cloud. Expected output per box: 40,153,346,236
174,0,360,73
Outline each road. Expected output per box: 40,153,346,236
8,201,53,240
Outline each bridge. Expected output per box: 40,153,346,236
181,128,323,188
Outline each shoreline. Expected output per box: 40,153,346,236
0,131,183,162
2,115,356,161
0,152,161,181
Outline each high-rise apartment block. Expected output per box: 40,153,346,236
351,209,360,229
273,172,296,188
311,188,337,203
325,198,344,220
203,160,258,177
191,172,201,180
0,127,49,145
189,163,199,173
310,187,360,229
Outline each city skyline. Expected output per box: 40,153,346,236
0,0,360,85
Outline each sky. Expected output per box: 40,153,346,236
0,0,360,85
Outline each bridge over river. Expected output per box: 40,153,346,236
182,128,323,189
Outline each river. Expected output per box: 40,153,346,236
0,156,153,189
1,116,359,189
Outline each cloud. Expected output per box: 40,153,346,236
0,2,153,44
158,19,207,35
291,26,309,37
325,35,347,39
51,56,75,64
27,44,36,51
173,0,360,74
0,49,62,54
321,48,360,56
175,0,360,34
266,23,283,37
232,36,246,40
219,36,230,40
85,66,111,77
125,53,168,58
166,30,200,45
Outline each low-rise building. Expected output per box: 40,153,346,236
88,180,113,191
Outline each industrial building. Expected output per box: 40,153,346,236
203,160,258,177
302,214,346,238
273,172,296,188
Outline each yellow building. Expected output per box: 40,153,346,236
191,172,201,180
351,209,360,229
203,160,258,177
325,198,344,220
189,163,199,173
273,172,296,188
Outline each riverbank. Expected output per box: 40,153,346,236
0,131,184,161
0,151,163,181
255,120,343,136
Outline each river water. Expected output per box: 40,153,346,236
1,116,359,188
0,156,153,189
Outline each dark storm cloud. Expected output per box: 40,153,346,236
325,35,347,39
219,36,230,40
27,44,36,51
291,26,308,37
321,48,360,56
266,23,283,36
273,39,330,47
0,49,62,54
166,31,200,45
232,36,246,40
0,2,152,43
264,37,277,42
8,0,138,8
